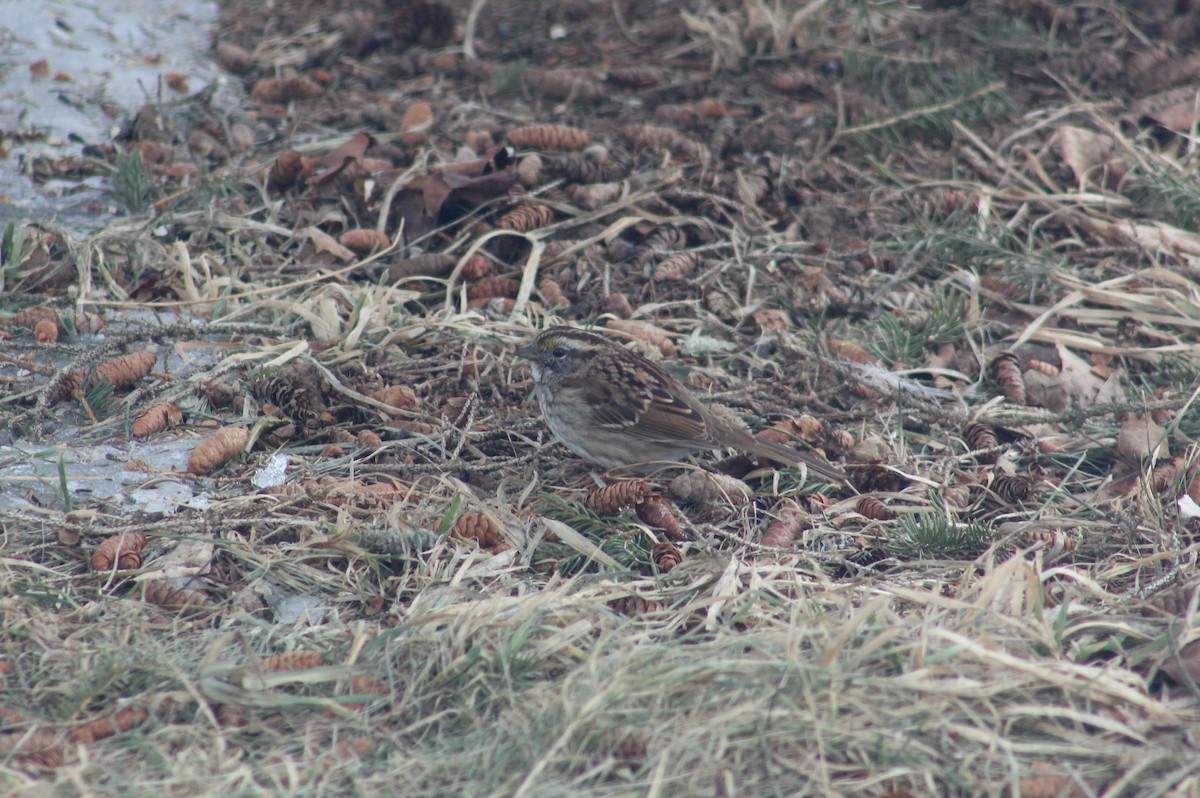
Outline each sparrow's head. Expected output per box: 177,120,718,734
516,326,613,383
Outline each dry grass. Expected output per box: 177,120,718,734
4,0,1200,794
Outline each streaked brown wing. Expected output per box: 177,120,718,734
577,352,713,445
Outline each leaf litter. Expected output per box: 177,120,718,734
3,0,1200,794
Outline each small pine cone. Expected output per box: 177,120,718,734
651,541,683,572
52,351,157,403
603,319,676,357
652,251,701,282
1025,359,1059,377
668,136,708,162
599,292,634,318
215,703,246,727
321,444,346,458
496,203,554,232
524,69,604,102
142,580,215,617
606,66,661,88
388,253,457,283
69,707,149,743
1016,528,1076,553
990,351,1027,405
399,101,434,145
72,310,104,334
941,481,973,510
637,226,688,263
824,429,856,457
570,181,622,210
768,70,820,94
761,499,807,547
736,170,770,206
370,384,419,414
1151,457,1185,491
466,276,520,300
553,149,630,184
452,512,505,549
584,480,650,515
704,286,738,319
33,318,58,343
467,296,517,315
668,471,753,506
91,531,148,571
517,152,545,186
851,464,907,493
655,102,711,129
392,418,441,435
320,478,407,507
961,420,999,461
268,150,303,190
250,76,324,102
0,731,64,770
262,651,325,671
104,351,158,385
636,496,683,539
460,253,492,280
923,189,975,216
507,124,591,151
608,595,666,616
350,675,391,697
806,493,835,513
133,402,184,438
339,229,390,254
392,0,455,47
619,124,678,150
760,415,826,446
464,129,494,154
855,496,894,521
991,473,1032,503
187,427,249,475
357,429,383,448
537,277,568,308
13,305,59,330
333,738,376,761
831,339,882,366
979,273,1024,299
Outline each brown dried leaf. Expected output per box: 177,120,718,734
423,146,518,219
1116,415,1168,463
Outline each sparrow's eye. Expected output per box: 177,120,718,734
552,346,567,359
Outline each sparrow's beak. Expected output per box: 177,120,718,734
515,344,536,360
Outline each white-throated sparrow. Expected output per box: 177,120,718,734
516,326,845,481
